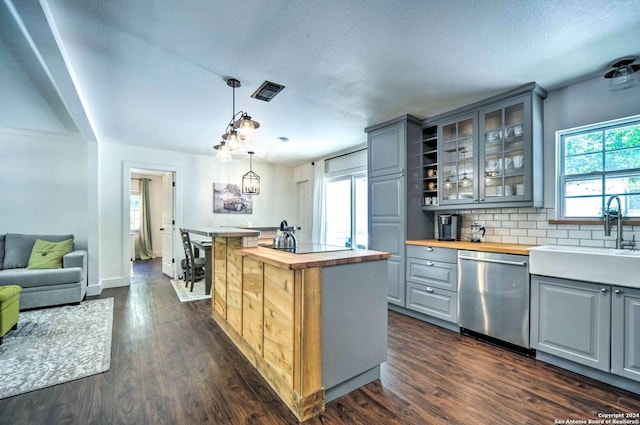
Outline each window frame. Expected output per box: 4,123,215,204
556,114,640,219
324,171,368,249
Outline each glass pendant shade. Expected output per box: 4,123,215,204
224,129,240,149
242,152,260,195
236,113,259,141
214,141,232,162
609,65,638,91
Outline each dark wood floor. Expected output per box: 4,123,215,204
1,258,639,424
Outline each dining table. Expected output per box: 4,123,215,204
184,227,261,297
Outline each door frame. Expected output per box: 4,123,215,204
122,161,182,282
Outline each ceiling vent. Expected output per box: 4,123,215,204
251,81,285,102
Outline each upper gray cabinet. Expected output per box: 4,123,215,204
423,82,547,210
368,121,407,177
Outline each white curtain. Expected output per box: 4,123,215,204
311,161,326,244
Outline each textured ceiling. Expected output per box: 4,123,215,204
5,0,640,166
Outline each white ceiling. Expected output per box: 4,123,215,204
4,0,640,166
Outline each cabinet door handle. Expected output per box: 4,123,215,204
614,289,623,295
425,247,434,251
480,198,485,202
426,261,434,266
426,287,434,293
601,288,608,293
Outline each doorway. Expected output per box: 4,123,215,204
128,167,176,280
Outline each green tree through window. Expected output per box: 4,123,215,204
558,117,640,218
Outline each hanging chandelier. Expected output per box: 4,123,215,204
242,151,260,195
213,77,260,161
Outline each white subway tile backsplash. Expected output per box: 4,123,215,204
454,207,631,248
518,236,537,244
518,221,537,229
528,213,547,221
580,239,605,247
557,238,580,246
546,230,568,238
568,230,592,239
527,229,546,237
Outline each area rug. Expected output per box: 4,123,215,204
0,298,114,399
170,278,211,302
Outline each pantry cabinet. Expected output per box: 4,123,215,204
366,116,434,306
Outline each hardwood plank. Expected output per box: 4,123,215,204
1,258,638,425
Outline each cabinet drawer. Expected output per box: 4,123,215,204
406,245,457,263
406,283,458,324
406,258,456,291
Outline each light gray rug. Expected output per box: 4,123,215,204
0,298,114,399
170,278,211,302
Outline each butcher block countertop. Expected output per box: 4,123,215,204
406,239,535,256
236,246,391,270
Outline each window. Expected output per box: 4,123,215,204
558,115,640,218
325,173,368,249
130,194,141,230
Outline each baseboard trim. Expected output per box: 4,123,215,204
99,276,129,290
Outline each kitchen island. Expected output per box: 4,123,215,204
203,230,390,421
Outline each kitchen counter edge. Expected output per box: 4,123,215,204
406,239,535,256
236,246,391,270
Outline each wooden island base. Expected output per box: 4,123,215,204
210,236,390,421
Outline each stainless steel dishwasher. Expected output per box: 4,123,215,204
457,250,530,349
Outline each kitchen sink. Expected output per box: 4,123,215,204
528,245,640,288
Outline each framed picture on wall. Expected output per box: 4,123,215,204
213,183,253,214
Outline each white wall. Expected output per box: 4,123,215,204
99,142,295,289
0,35,68,133
0,128,90,258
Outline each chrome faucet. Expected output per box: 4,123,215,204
604,195,635,249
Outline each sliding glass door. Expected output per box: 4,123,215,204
325,172,368,249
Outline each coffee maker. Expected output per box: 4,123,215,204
437,214,462,241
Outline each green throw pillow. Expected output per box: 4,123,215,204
27,238,74,269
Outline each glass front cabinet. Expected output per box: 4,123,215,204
478,95,531,204
439,114,478,205
423,83,546,210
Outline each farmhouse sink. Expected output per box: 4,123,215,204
528,245,640,288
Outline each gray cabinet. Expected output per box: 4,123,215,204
405,244,457,323
531,275,611,371
612,286,640,383
368,121,406,177
424,82,546,210
366,116,434,307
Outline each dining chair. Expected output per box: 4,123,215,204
179,228,206,292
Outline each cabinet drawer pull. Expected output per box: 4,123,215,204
614,289,623,295
426,287,434,293
425,247,434,251
601,288,608,293
426,261,434,266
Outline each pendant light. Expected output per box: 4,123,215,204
213,77,261,161
242,151,260,195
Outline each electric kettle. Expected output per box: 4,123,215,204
273,220,297,251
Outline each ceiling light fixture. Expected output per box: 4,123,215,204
604,58,640,92
213,77,261,161
242,151,260,195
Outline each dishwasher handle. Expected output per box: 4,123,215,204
458,254,528,267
